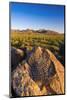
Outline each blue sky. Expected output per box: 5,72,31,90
10,2,65,33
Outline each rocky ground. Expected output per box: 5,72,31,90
11,46,64,97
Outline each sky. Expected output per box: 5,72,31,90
10,2,65,33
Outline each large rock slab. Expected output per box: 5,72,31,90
27,47,64,94
11,47,64,96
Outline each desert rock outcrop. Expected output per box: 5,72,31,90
11,46,64,96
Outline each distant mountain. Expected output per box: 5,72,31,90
11,29,63,34
33,30,60,34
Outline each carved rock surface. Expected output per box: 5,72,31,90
11,47,64,96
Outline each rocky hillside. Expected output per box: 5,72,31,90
11,29,62,34
11,46,64,97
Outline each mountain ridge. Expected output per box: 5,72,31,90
11,29,64,34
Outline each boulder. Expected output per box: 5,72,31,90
46,49,64,94
11,46,64,96
27,47,64,94
12,62,47,96
11,47,24,71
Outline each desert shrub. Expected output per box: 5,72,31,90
11,31,64,65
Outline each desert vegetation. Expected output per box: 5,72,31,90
11,30,64,97
11,30,64,66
